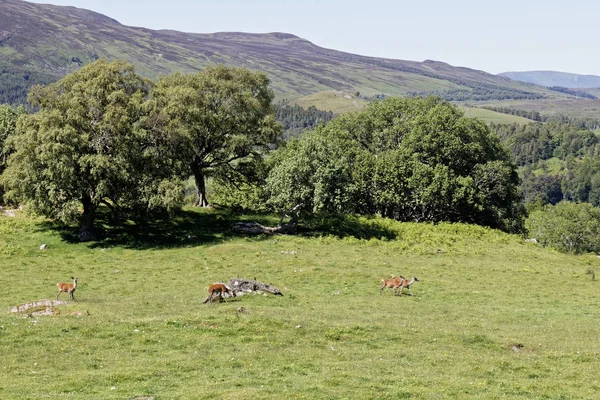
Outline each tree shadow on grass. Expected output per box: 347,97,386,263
38,207,276,250
302,213,398,241
37,208,397,249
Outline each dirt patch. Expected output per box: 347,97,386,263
11,299,69,316
508,343,532,354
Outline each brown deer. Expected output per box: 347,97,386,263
394,276,419,296
380,276,405,295
57,277,78,301
203,283,236,304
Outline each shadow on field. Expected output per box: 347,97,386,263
38,208,243,249
305,213,398,241
37,208,397,249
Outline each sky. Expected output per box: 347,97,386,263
26,0,600,76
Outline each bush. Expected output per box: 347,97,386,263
525,201,600,253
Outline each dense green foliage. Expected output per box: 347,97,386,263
526,201,600,253
491,122,600,206
147,66,281,207
521,156,600,206
267,97,524,232
492,122,600,167
0,62,60,105
412,85,545,101
275,101,334,139
0,62,285,236
1,60,184,239
6,59,600,244
0,104,26,201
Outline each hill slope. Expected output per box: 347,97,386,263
499,70,600,88
2,210,599,398
0,0,563,104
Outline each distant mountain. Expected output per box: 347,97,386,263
499,71,600,89
0,0,564,105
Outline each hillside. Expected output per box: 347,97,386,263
0,0,566,105
2,209,600,398
499,70,600,89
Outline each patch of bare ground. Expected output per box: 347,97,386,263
508,343,533,354
10,299,69,316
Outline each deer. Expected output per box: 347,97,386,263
380,275,405,295
203,283,236,304
394,276,419,296
57,277,78,301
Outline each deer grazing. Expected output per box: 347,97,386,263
57,277,78,301
395,276,419,296
203,283,236,304
380,276,405,295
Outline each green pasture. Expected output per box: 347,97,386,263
290,90,367,114
459,106,535,124
1,209,599,399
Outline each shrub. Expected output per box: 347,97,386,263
525,201,600,253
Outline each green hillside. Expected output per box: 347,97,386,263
2,209,600,399
0,0,567,105
459,106,536,124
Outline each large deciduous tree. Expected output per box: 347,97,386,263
147,65,281,207
1,60,183,240
267,97,525,232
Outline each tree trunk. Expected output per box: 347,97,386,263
192,168,210,208
79,194,97,242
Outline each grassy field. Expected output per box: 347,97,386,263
459,106,535,124
287,90,368,114
1,209,600,399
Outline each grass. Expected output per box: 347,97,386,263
1,209,600,399
289,90,368,114
459,106,535,124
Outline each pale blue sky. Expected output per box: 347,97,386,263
26,0,600,75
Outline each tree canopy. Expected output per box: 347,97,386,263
0,104,26,202
266,97,525,232
526,201,600,253
147,65,281,207
1,60,183,240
